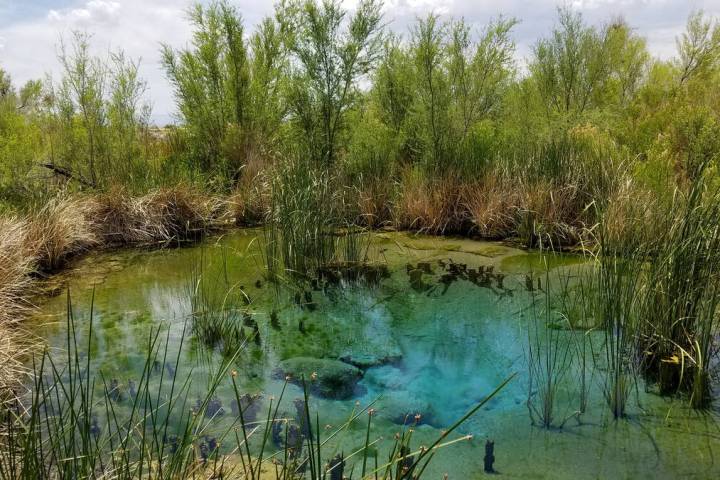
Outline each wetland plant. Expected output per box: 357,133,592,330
0,295,513,479
188,250,253,356
263,157,370,283
634,174,720,407
525,267,575,428
581,218,645,419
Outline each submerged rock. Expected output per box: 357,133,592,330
274,357,363,399
293,398,313,439
484,440,495,473
377,391,437,427
270,310,281,330
339,352,401,369
328,454,345,480
408,267,431,292
196,397,225,418
230,393,263,423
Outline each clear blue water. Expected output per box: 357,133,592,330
29,230,720,478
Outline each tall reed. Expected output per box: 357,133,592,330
525,265,575,428
264,158,369,282
636,171,720,407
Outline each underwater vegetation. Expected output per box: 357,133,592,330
0,293,511,479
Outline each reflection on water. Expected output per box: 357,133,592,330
29,230,720,479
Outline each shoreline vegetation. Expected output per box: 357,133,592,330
2,0,720,477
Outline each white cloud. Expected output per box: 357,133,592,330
0,35,5,52
48,1,122,27
384,0,453,15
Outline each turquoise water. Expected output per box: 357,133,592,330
29,230,720,478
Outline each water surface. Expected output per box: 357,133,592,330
29,230,720,478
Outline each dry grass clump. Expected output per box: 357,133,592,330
0,217,33,325
230,163,270,226
0,187,228,395
93,185,229,245
357,179,393,228
25,196,99,272
0,325,29,399
0,217,34,395
519,181,587,248
136,186,228,242
462,174,589,246
392,170,464,234
462,175,520,238
599,179,663,251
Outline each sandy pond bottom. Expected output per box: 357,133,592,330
29,230,720,479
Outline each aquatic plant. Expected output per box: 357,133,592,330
0,294,513,479
188,251,252,357
263,157,370,282
635,171,720,407
525,267,575,428
594,253,641,418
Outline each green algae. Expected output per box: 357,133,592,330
500,251,587,274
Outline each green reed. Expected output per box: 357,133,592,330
635,171,720,407
263,157,370,283
188,248,253,356
525,263,576,429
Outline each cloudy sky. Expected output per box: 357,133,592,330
1,0,719,124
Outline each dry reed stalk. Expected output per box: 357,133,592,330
461,175,520,239
0,217,34,395
392,170,463,234
357,180,392,228
25,196,99,271
93,185,229,245
230,161,271,226
519,181,586,247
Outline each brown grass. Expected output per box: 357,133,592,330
392,169,464,234
462,175,520,239
229,162,270,226
357,179,393,228
0,217,34,396
519,181,587,248
93,185,229,245
0,217,33,325
599,178,663,249
25,196,99,272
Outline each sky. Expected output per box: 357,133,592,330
1,0,720,124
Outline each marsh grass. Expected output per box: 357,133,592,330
575,204,646,419
25,196,100,272
92,185,228,247
188,250,253,357
263,158,371,283
0,293,512,479
635,172,720,407
525,265,576,428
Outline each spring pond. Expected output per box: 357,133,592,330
29,230,720,479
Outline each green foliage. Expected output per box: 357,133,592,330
530,8,648,124
0,70,44,207
281,0,384,167
162,1,252,180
